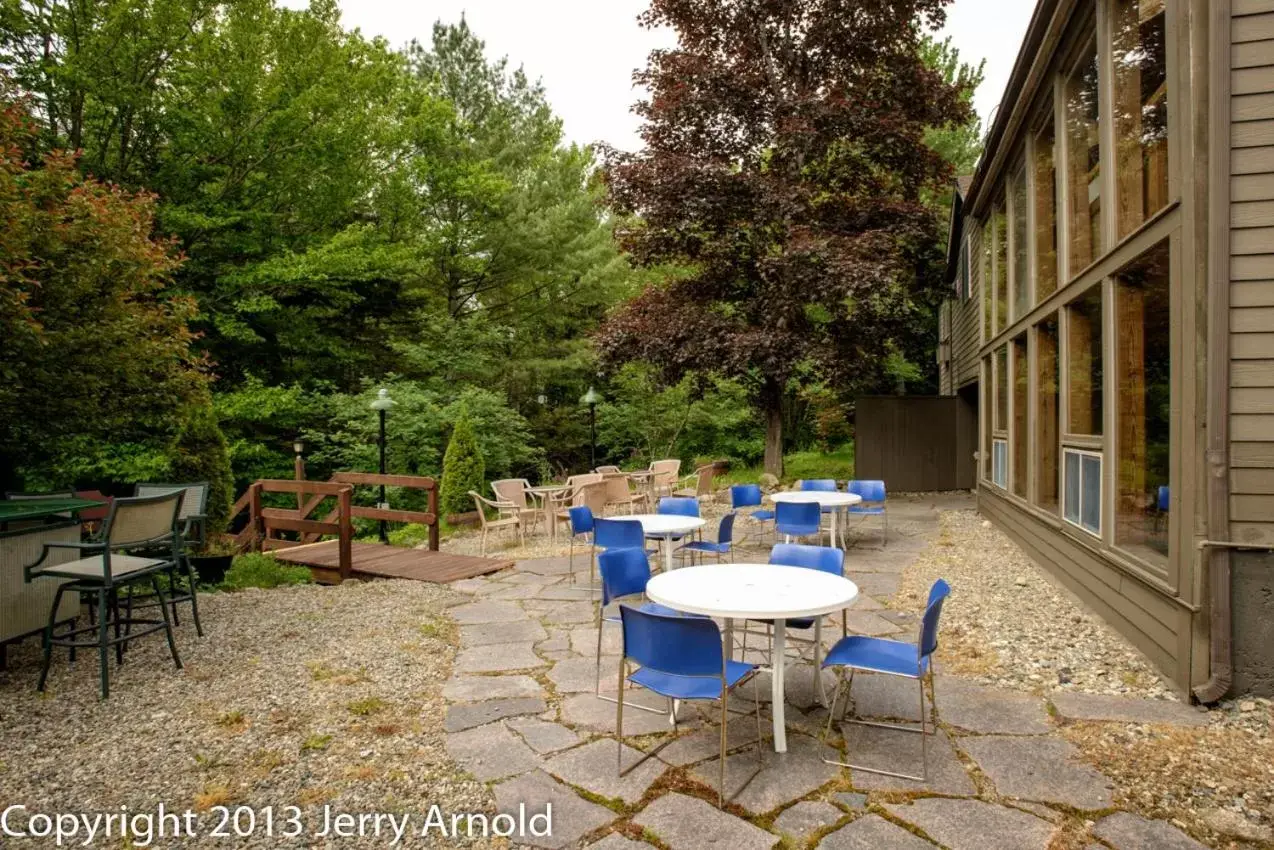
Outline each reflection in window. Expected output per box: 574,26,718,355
993,205,1007,334
981,223,993,340
983,357,993,480
1034,117,1058,301
995,345,1009,433
1067,286,1103,436
1115,240,1170,563
1065,42,1101,274
1113,0,1168,239
1036,317,1060,512
1012,164,1029,320
1012,335,1029,498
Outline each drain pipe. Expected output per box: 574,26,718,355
1194,0,1233,705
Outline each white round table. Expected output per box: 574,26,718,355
646,563,859,753
769,490,862,548
615,514,706,574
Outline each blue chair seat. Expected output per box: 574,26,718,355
822,635,930,677
604,601,700,623
750,508,775,521
678,540,731,554
848,505,885,515
629,659,755,700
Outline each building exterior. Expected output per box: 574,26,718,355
939,0,1273,697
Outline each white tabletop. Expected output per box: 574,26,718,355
616,514,706,536
646,563,859,619
769,490,863,507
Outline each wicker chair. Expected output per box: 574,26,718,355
470,492,525,556
490,479,542,535
648,459,682,499
601,472,647,515
24,490,186,699
673,464,716,501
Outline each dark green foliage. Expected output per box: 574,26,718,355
167,401,235,536
440,407,485,518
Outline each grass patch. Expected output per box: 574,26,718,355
193,785,234,811
717,443,855,488
219,553,311,590
215,710,247,731
301,734,333,752
347,697,387,716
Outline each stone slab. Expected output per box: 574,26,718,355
514,557,576,576
773,801,843,838
849,673,925,722
657,716,771,766
536,629,571,653
544,738,665,804
461,619,549,646
549,655,618,693
535,585,600,601
692,733,839,814
845,572,900,598
493,770,616,850
1049,692,1208,727
444,697,547,732
449,577,489,594
841,610,903,637
831,792,868,810
634,792,777,850
501,572,564,585
443,674,545,702
841,725,976,796
586,835,648,850
1092,813,1209,850
570,625,624,656
538,600,598,625
449,599,534,624
559,692,681,736
936,677,1053,735
817,814,935,850
445,722,541,781
455,641,546,673
960,736,1114,810
506,717,583,754
883,798,1056,850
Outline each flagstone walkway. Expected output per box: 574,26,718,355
440,496,1215,849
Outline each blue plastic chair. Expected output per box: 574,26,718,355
775,500,821,543
1157,485,1170,512
657,496,700,517
845,480,888,546
676,512,736,565
593,517,647,551
799,478,841,539
567,506,595,586
616,604,764,807
730,484,775,539
821,579,951,781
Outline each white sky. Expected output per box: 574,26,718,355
308,0,1036,153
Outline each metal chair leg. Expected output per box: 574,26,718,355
821,669,932,781
96,588,110,700
595,615,664,714
37,584,67,692
151,576,183,671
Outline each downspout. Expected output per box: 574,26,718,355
1194,0,1233,704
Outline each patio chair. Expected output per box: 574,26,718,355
24,490,186,699
648,459,682,499
657,496,700,517
130,481,209,636
547,475,606,537
676,512,736,566
566,505,595,586
673,464,716,501
615,604,764,807
594,548,698,715
594,465,621,474
1153,485,1170,532
491,479,542,535
821,578,951,781
730,484,775,540
845,480,888,546
799,478,840,544
592,517,647,553
469,491,525,556
601,472,646,516
775,501,821,543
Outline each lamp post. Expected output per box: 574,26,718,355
293,440,305,512
581,386,601,470
370,388,396,544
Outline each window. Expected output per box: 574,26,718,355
983,357,993,480
1112,0,1168,239
1033,117,1058,301
1067,286,1103,436
995,345,1009,433
993,205,1007,334
981,221,993,341
1035,316,1060,512
993,440,1008,488
1064,448,1102,535
1012,335,1029,498
1065,41,1101,274
1115,240,1170,564
1011,164,1030,321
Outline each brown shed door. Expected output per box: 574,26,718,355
855,394,978,492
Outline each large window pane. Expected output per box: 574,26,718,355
1067,286,1103,436
1113,0,1168,239
1081,454,1102,533
993,204,1007,333
983,357,992,480
1115,240,1170,563
981,223,992,340
1012,164,1029,320
1064,452,1081,522
1036,317,1060,511
995,345,1008,432
1012,335,1029,498
1065,42,1101,274
1034,117,1058,301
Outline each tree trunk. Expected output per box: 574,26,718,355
762,380,783,476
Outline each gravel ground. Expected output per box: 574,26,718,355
0,581,502,849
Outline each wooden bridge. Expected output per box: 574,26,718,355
228,473,511,584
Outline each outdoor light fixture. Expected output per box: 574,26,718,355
370,388,396,543
293,440,304,456
537,393,548,405
581,386,602,469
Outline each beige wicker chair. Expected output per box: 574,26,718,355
649,459,682,499
490,479,541,535
594,465,621,474
601,473,647,515
470,492,524,556
673,465,717,501
547,474,606,537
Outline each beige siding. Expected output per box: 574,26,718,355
1231,6,1274,546
951,226,982,389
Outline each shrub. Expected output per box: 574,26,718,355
220,554,311,590
168,400,235,536
440,406,485,518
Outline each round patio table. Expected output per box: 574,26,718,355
646,563,859,753
528,484,571,540
769,490,862,548
614,513,705,574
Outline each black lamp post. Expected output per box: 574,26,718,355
581,386,601,469
370,388,396,543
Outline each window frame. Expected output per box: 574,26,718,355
1062,446,1103,537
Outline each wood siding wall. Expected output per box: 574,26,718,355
1231,0,1274,546
856,396,977,491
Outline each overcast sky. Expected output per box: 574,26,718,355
312,0,1036,153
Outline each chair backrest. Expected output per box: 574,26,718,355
918,579,951,660
491,479,529,510
469,492,494,529
135,482,208,520
105,491,184,548
598,548,654,606
692,465,715,496
769,542,843,575
620,604,724,678
567,473,604,506
603,473,633,505
775,500,820,529
568,505,594,535
798,479,839,492
658,496,700,517
730,483,762,509
595,465,621,474
1157,485,1170,512
593,517,645,551
846,479,886,504
650,458,681,488
716,512,737,545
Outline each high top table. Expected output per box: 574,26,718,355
769,490,862,548
615,513,706,574
646,563,859,752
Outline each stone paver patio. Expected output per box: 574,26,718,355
438,495,1216,849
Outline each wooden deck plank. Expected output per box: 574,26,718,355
271,541,510,584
